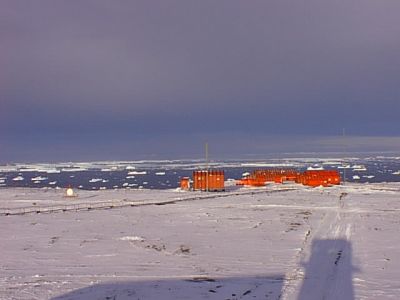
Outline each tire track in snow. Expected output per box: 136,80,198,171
279,209,336,299
280,195,354,300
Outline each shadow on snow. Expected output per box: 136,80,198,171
298,239,355,300
51,275,284,300
52,239,355,300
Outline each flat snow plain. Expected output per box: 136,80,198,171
1,183,400,299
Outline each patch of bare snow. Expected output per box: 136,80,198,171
119,236,145,242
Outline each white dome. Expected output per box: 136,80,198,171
66,188,74,197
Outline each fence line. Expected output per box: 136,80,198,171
0,188,295,217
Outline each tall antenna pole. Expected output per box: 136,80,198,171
342,128,346,184
205,142,209,191
205,142,209,169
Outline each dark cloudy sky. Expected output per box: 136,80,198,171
1,1,400,162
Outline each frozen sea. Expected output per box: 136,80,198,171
1,156,400,190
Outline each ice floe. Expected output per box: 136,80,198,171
241,163,295,167
61,168,88,172
321,161,343,165
18,168,40,172
352,165,367,171
31,176,48,181
307,165,324,170
89,178,103,183
44,169,61,174
127,171,147,175
337,165,352,169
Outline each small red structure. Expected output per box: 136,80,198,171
193,170,225,191
180,177,191,190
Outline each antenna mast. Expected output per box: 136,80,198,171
205,142,209,191
342,128,346,184
205,142,209,169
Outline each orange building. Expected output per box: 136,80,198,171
237,169,340,188
193,170,225,191
299,170,341,187
237,169,300,187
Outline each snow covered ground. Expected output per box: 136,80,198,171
1,183,400,299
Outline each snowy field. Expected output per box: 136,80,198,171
1,183,400,299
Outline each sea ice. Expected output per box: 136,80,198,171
128,171,147,175
352,165,367,171
307,165,324,170
89,178,103,183
31,176,48,181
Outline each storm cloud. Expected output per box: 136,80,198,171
1,1,400,162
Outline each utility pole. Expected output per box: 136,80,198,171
205,142,209,191
342,128,346,184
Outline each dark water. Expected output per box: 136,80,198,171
1,157,400,190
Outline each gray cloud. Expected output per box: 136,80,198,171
1,1,400,161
